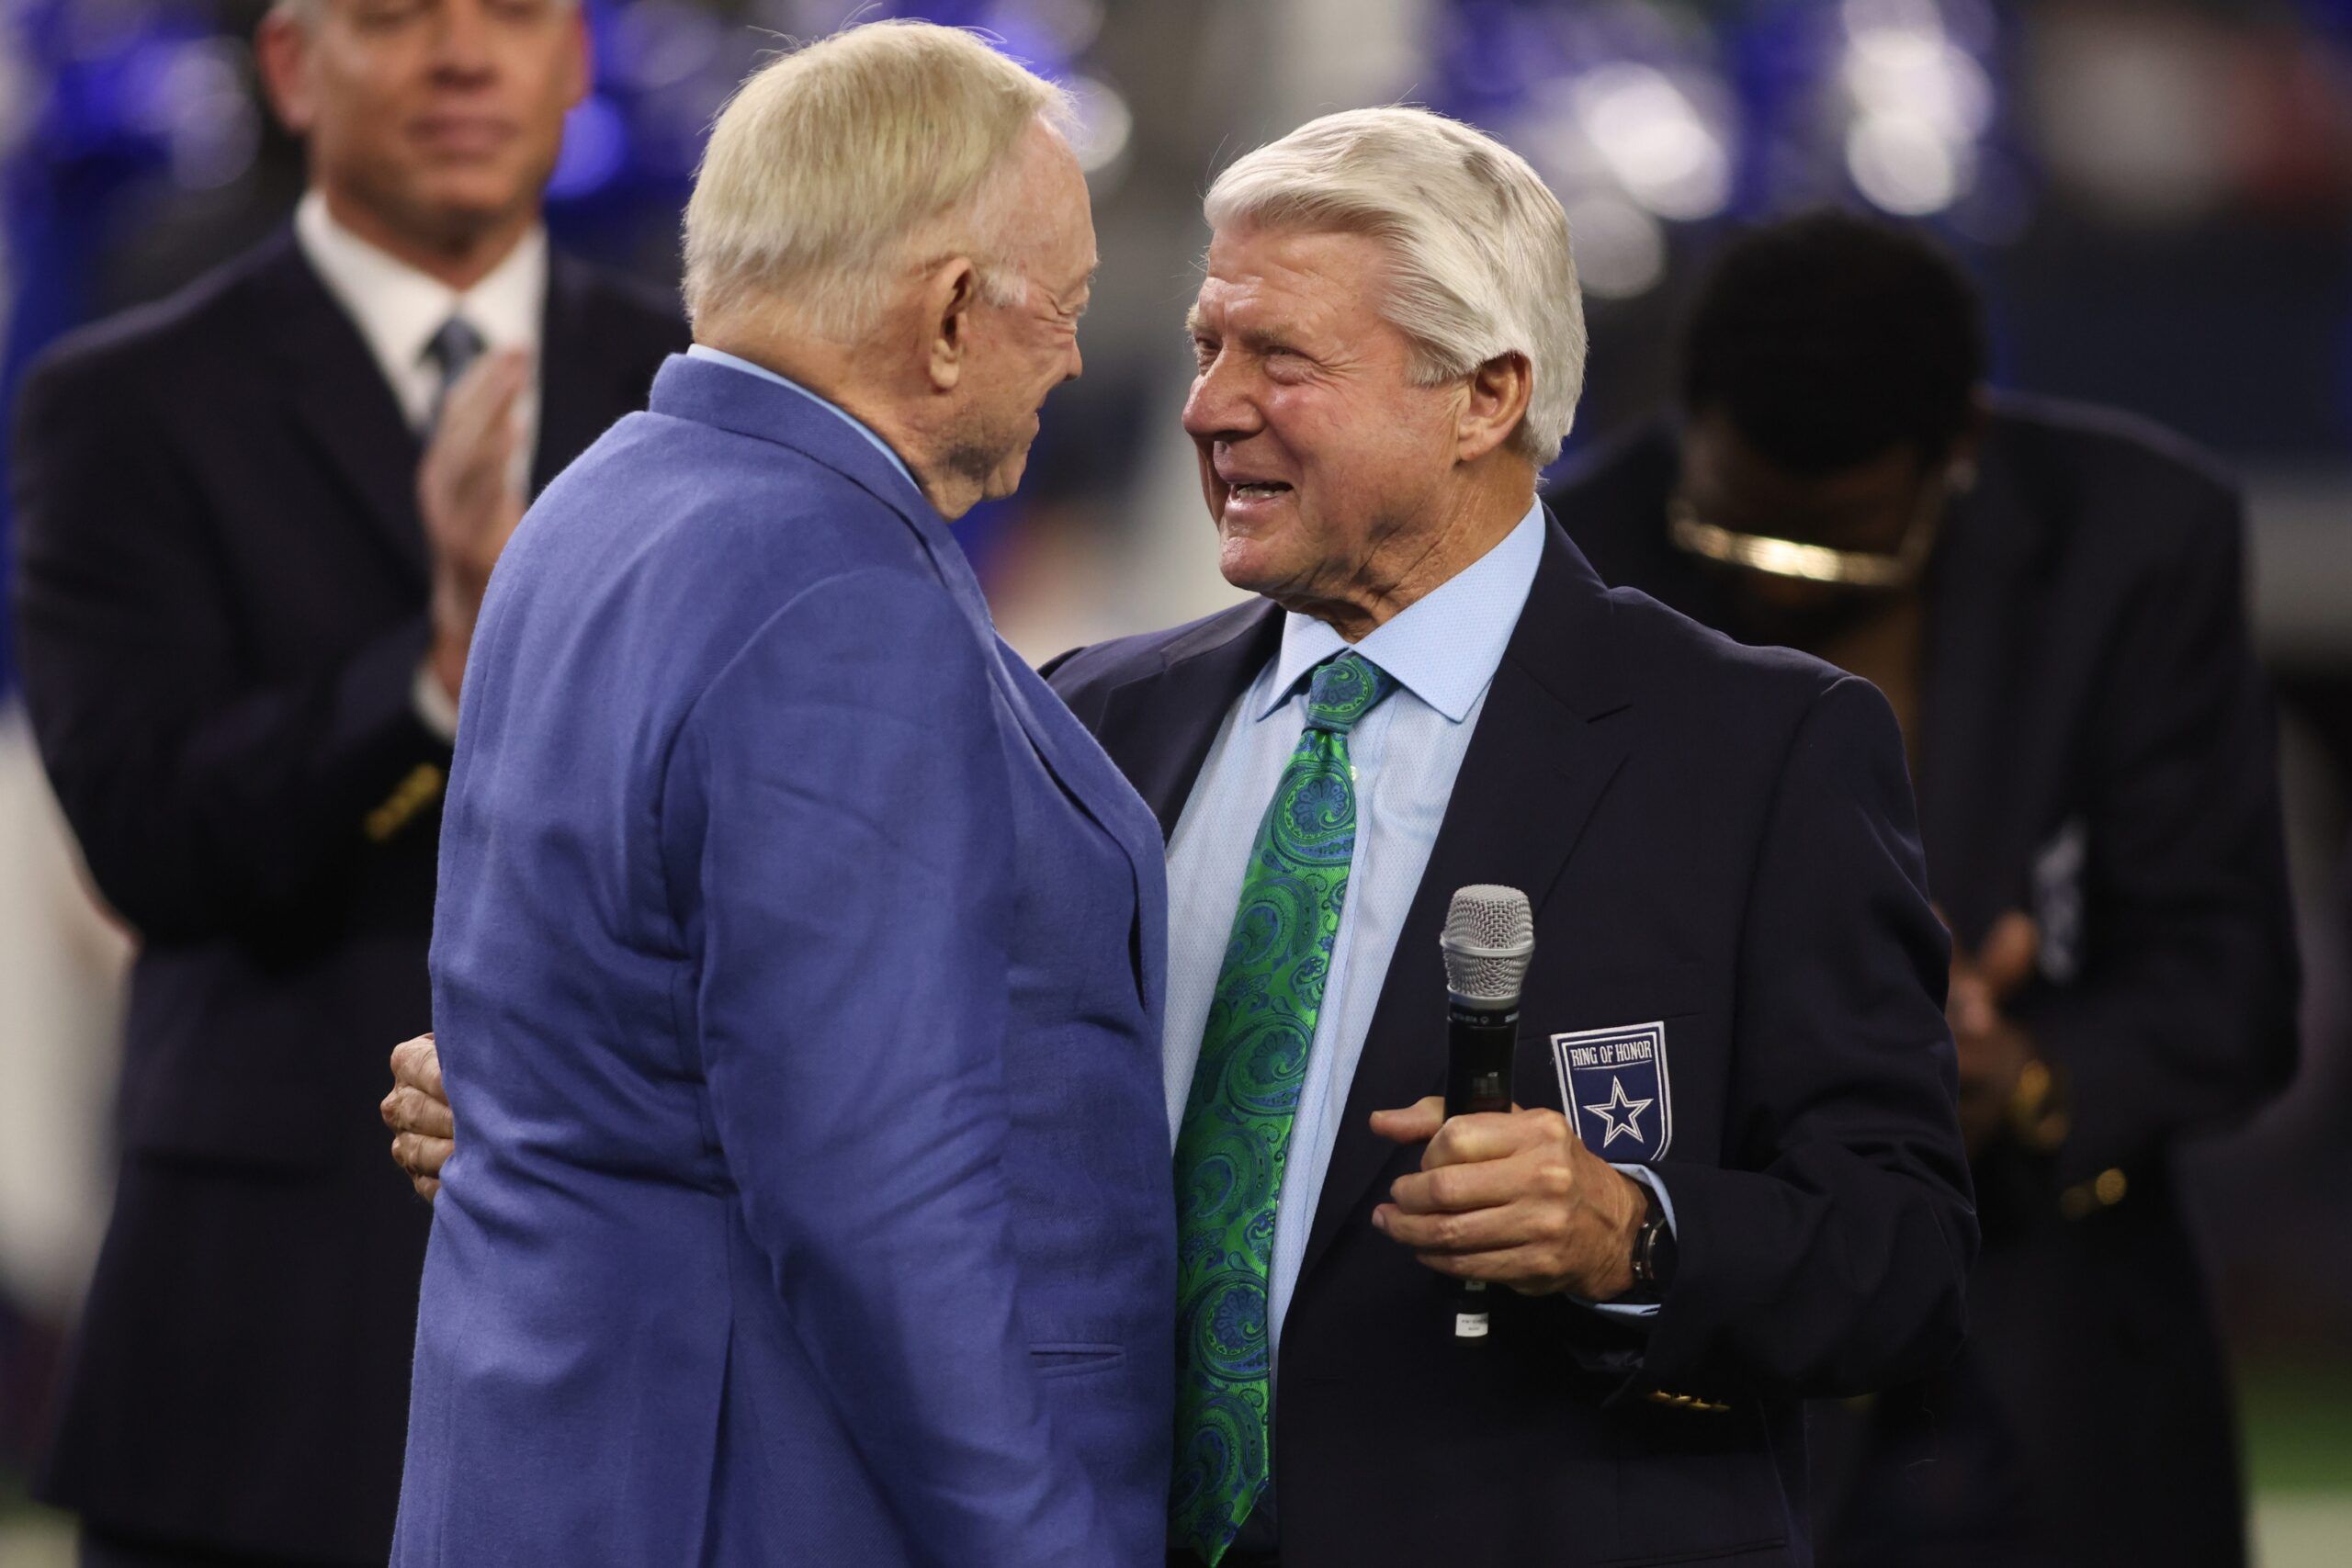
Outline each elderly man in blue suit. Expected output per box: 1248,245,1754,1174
384,24,1172,1567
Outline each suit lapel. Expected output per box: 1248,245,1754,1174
260,235,430,585
651,352,1182,1003
1053,602,1282,1032
1299,520,1634,1287
993,644,1174,1013
1093,604,1285,841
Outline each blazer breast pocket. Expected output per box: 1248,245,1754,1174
1550,959,1709,1030
1027,1343,1125,1381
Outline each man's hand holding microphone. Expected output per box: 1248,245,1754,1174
1370,886,1651,1316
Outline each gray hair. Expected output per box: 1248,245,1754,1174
683,21,1071,343
1204,107,1588,464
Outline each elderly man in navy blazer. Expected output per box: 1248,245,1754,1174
393,107,1974,1567
386,26,1171,1567
1044,110,1974,1567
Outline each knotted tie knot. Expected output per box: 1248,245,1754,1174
424,316,486,384
1303,651,1398,735
422,315,486,435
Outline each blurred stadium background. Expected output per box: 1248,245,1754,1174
2,0,2347,1561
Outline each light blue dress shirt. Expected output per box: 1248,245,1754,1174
1162,501,1669,1360
685,344,920,493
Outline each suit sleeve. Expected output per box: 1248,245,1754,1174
2014,491,2299,1185
8,347,449,943
665,567,1114,1568
1639,675,1976,1399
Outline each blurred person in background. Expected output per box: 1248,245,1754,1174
1548,211,2300,1568
6,0,680,1562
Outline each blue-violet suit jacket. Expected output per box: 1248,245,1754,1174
392,355,1176,1566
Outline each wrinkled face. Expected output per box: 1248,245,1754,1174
945,125,1095,503
269,0,586,246
1183,223,1464,607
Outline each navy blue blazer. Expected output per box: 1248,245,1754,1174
1047,519,1976,1568
394,356,1175,1566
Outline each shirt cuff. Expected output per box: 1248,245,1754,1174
413,660,459,743
1581,1163,1676,1320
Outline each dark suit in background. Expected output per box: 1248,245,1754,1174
1050,519,1976,1567
1548,395,2300,1567
9,230,681,1564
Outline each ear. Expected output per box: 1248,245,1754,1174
1455,351,1533,465
921,256,982,393
254,11,319,136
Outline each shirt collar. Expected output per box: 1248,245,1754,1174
294,189,547,377
684,344,921,493
1258,498,1546,725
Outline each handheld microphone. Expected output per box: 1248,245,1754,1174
1440,885,1535,1342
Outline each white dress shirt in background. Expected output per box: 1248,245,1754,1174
294,188,546,453
294,190,548,742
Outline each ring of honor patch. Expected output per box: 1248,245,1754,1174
1551,1021,1672,1162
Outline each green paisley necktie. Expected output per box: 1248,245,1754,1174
1170,650,1399,1564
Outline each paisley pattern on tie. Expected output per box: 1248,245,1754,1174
1171,651,1399,1564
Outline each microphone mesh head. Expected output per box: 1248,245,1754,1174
1440,885,1535,1006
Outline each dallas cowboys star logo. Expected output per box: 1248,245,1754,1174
1581,1075,1655,1147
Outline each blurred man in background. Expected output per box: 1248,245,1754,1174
1549,211,2300,1568
7,0,679,1562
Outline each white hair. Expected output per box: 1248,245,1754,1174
683,21,1071,343
1204,107,1589,464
